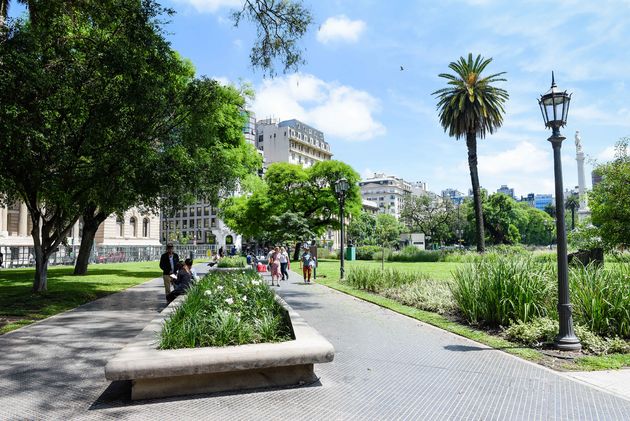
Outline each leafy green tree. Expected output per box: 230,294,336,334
221,160,362,260
590,138,630,249
433,54,509,253
515,204,555,246
347,211,377,246
375,213,403,269
400,194,454,246
483,193,521,245
565,193,580,231
544,202,556,218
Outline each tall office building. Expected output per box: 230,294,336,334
497,184,515,199
255,118,333,168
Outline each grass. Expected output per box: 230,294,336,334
0,261,163,334
315,259,460,282
314,258,630,371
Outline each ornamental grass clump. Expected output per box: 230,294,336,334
382,279,455,315
451,256,554,327
345,267,424,293
570,263,630,339
159,271,292,349
216,256,247,268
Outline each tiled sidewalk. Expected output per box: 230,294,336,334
0,266,628,420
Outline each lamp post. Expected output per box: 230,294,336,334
334,178,349,280
538,72,581,351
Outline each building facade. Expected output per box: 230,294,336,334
534,194,553,211
441,188,466,205
0,201,160,247
359,173,414,219
497,184,515,199
256,118,333,168
160,200,238,250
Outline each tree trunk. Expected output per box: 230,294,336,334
293,241,302,261
33,244,49,292
381,245,384,270
466,132,485,253
74,210,107,275
73,226,96,275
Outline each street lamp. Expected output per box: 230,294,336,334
334,178,349,280
538,72,581,351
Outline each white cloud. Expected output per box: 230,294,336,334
211,76,232,86
173,0,240,13
597,146,616,162
252,73,385,141
317,15,366,44
453,141,556,196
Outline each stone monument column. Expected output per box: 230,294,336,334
18,202,28,237
574,131,590,222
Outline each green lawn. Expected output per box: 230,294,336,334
314,258,461,282
0,261,164,334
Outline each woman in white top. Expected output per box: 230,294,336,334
279,247,290,280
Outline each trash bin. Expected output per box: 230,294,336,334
345,246,356,261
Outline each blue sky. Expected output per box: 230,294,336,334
11,0,630,197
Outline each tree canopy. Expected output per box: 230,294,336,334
220,160,361,249
590,138,630,249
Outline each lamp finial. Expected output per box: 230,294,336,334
551,71,556,88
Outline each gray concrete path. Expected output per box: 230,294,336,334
1,266,629,420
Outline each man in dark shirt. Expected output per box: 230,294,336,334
159,243,179,297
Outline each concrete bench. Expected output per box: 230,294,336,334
105,293,335,400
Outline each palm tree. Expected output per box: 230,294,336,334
565,193,580,230
433,53,508,253
0,0,28,30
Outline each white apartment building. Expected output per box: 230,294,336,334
256,118,333,168
359,173,424,219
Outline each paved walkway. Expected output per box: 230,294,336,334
0,266,629,420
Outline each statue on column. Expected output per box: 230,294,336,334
575,131,583,153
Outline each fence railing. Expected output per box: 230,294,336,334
0,244,218,269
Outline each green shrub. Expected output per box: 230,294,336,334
504,317,557,347
451,256,555,327
159,271,292,349
388,246,441,262
345,267,425,293
355,245,382,260
371,248,393,261
505,317,630,355
382,279,455,314
216,256,247,268
316,248,335,259
570,263,630,338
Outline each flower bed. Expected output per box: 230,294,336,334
160,271,292,349
104,270,335,400
216,256,247,268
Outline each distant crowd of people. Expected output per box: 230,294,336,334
159,242,320,304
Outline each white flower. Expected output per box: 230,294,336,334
242,295,247,302
251,279,261,286
204,290,212,296
225,297,234,305
217,285,224,291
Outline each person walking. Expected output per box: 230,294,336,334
301,249,313,283
279,247,290,281
159,243,179,298
270,247,281,287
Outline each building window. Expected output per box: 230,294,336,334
225,235,233,245
129,217,137,237
204,206,210,216
211,218,216,227
116,217,124,237
143,218,150,237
